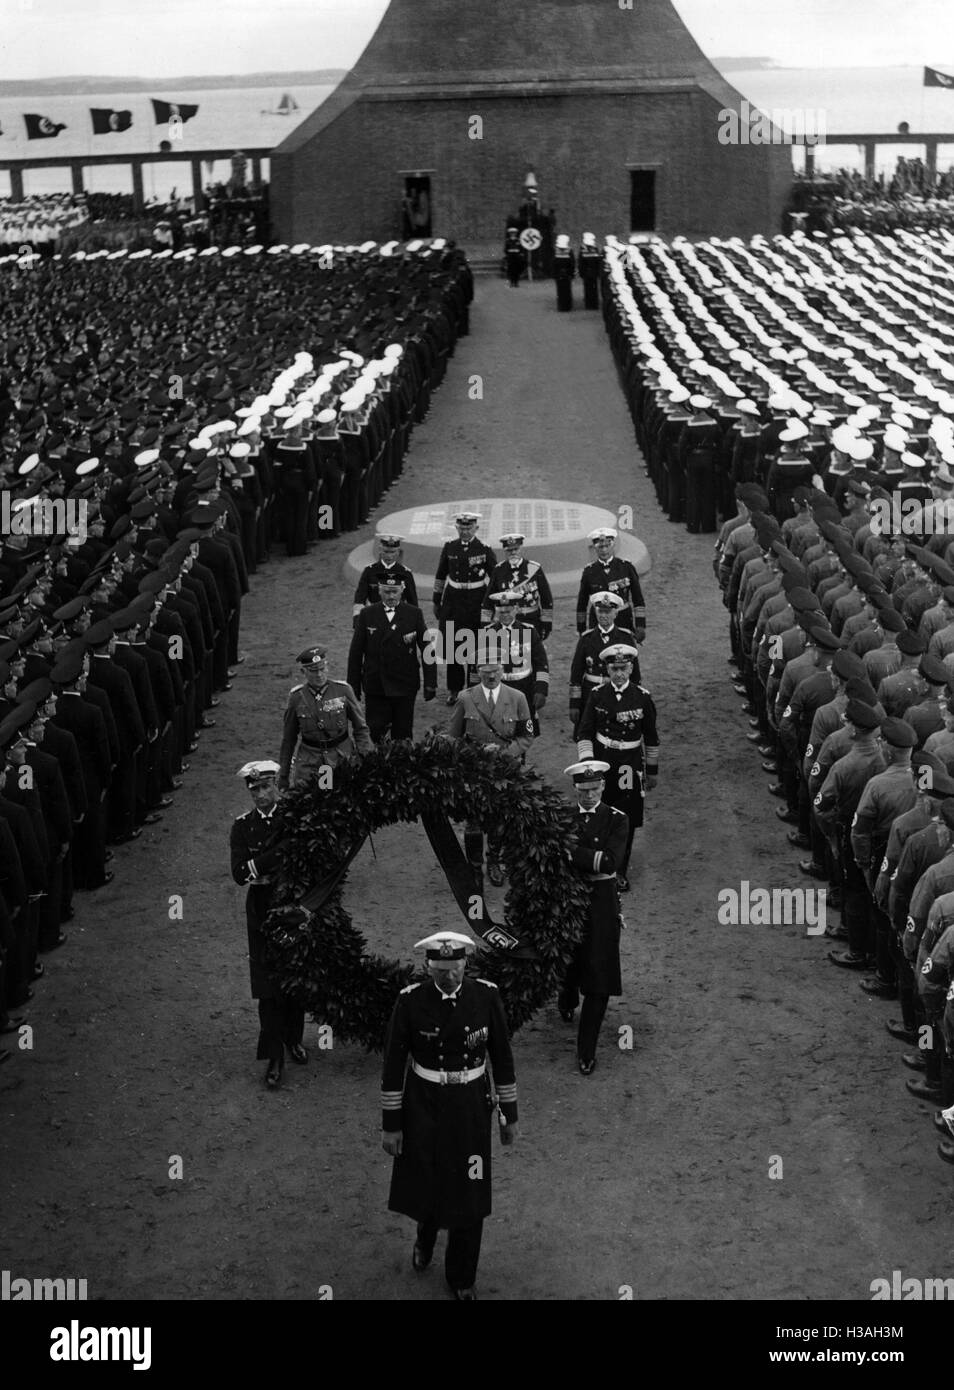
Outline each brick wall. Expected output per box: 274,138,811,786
272,90,790,245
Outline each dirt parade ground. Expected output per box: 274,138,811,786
3,274,953,1303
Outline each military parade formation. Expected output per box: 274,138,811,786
0,236,473,1056
591,223,954,1171
233,505,661,1299
10,199,954,1304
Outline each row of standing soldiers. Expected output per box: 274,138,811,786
716,479,954,1167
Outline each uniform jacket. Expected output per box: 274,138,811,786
432,538,496,614
813,740,886,838
850,764,918,873
576,558,646,634
888,821,945,933
352,561,418,618
380,975,517,1227
448,682,533,754
348,600,436,699
278,679,372,788
482,558,554,632
576,681,659,773
571,799,628,996
569,624,641,722
229,804,284,999
481,620,549,702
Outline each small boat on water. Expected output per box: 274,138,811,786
261,92,299,116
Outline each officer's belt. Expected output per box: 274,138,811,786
411,1060,486,1085
445,578,486,590
300,732,348,750
584,872,617,882
502,668,532,681
597,734,643,750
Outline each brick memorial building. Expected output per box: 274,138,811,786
270,0,790,246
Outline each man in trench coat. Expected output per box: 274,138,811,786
380,930,518,1301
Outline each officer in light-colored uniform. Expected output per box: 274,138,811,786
278,645,372,790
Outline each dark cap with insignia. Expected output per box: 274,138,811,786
920,654,949,685
879,608,906,633
844,676,879,706
832,649,866,681
297,646,327,667
811,628,845,652
879,717,917,748
50,648,85,685
897,630,926,656
845,699,881,730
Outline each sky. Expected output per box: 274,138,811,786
0,0,952,81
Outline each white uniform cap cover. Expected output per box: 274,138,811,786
847,439,874,462
490,589,522,604
316,408,337,424
599,644,639,662
591,591,625,608
564,760,611,780
413,930,476,956
455,511,481,522
134,448,160,467
902,451,926,468
237,759,280,780
75,458,100,475
689,394,712,410
780,419,810,442
229,442,251,459
588,527,617,541
237,417,261,438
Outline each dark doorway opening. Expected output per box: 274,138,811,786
402,175,432,238
630,170,656,232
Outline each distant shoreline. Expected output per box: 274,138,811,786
0,71,347,97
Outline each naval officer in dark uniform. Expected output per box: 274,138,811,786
558,762,629,1074
431,512,496,705
575,644,659,890
381,930,518,1301
229,759,307,1090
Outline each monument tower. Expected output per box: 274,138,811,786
271,0,790,245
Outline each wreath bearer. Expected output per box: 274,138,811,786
380,930,518,1301
229,760,307,1090
278,645,372,790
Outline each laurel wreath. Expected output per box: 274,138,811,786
261,733,592,1049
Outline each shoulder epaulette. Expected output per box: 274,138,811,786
638,684,652,694
526,560,541,576
400,982,421,995
607,805,626,817
290,683,304,693
476,978,499,989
